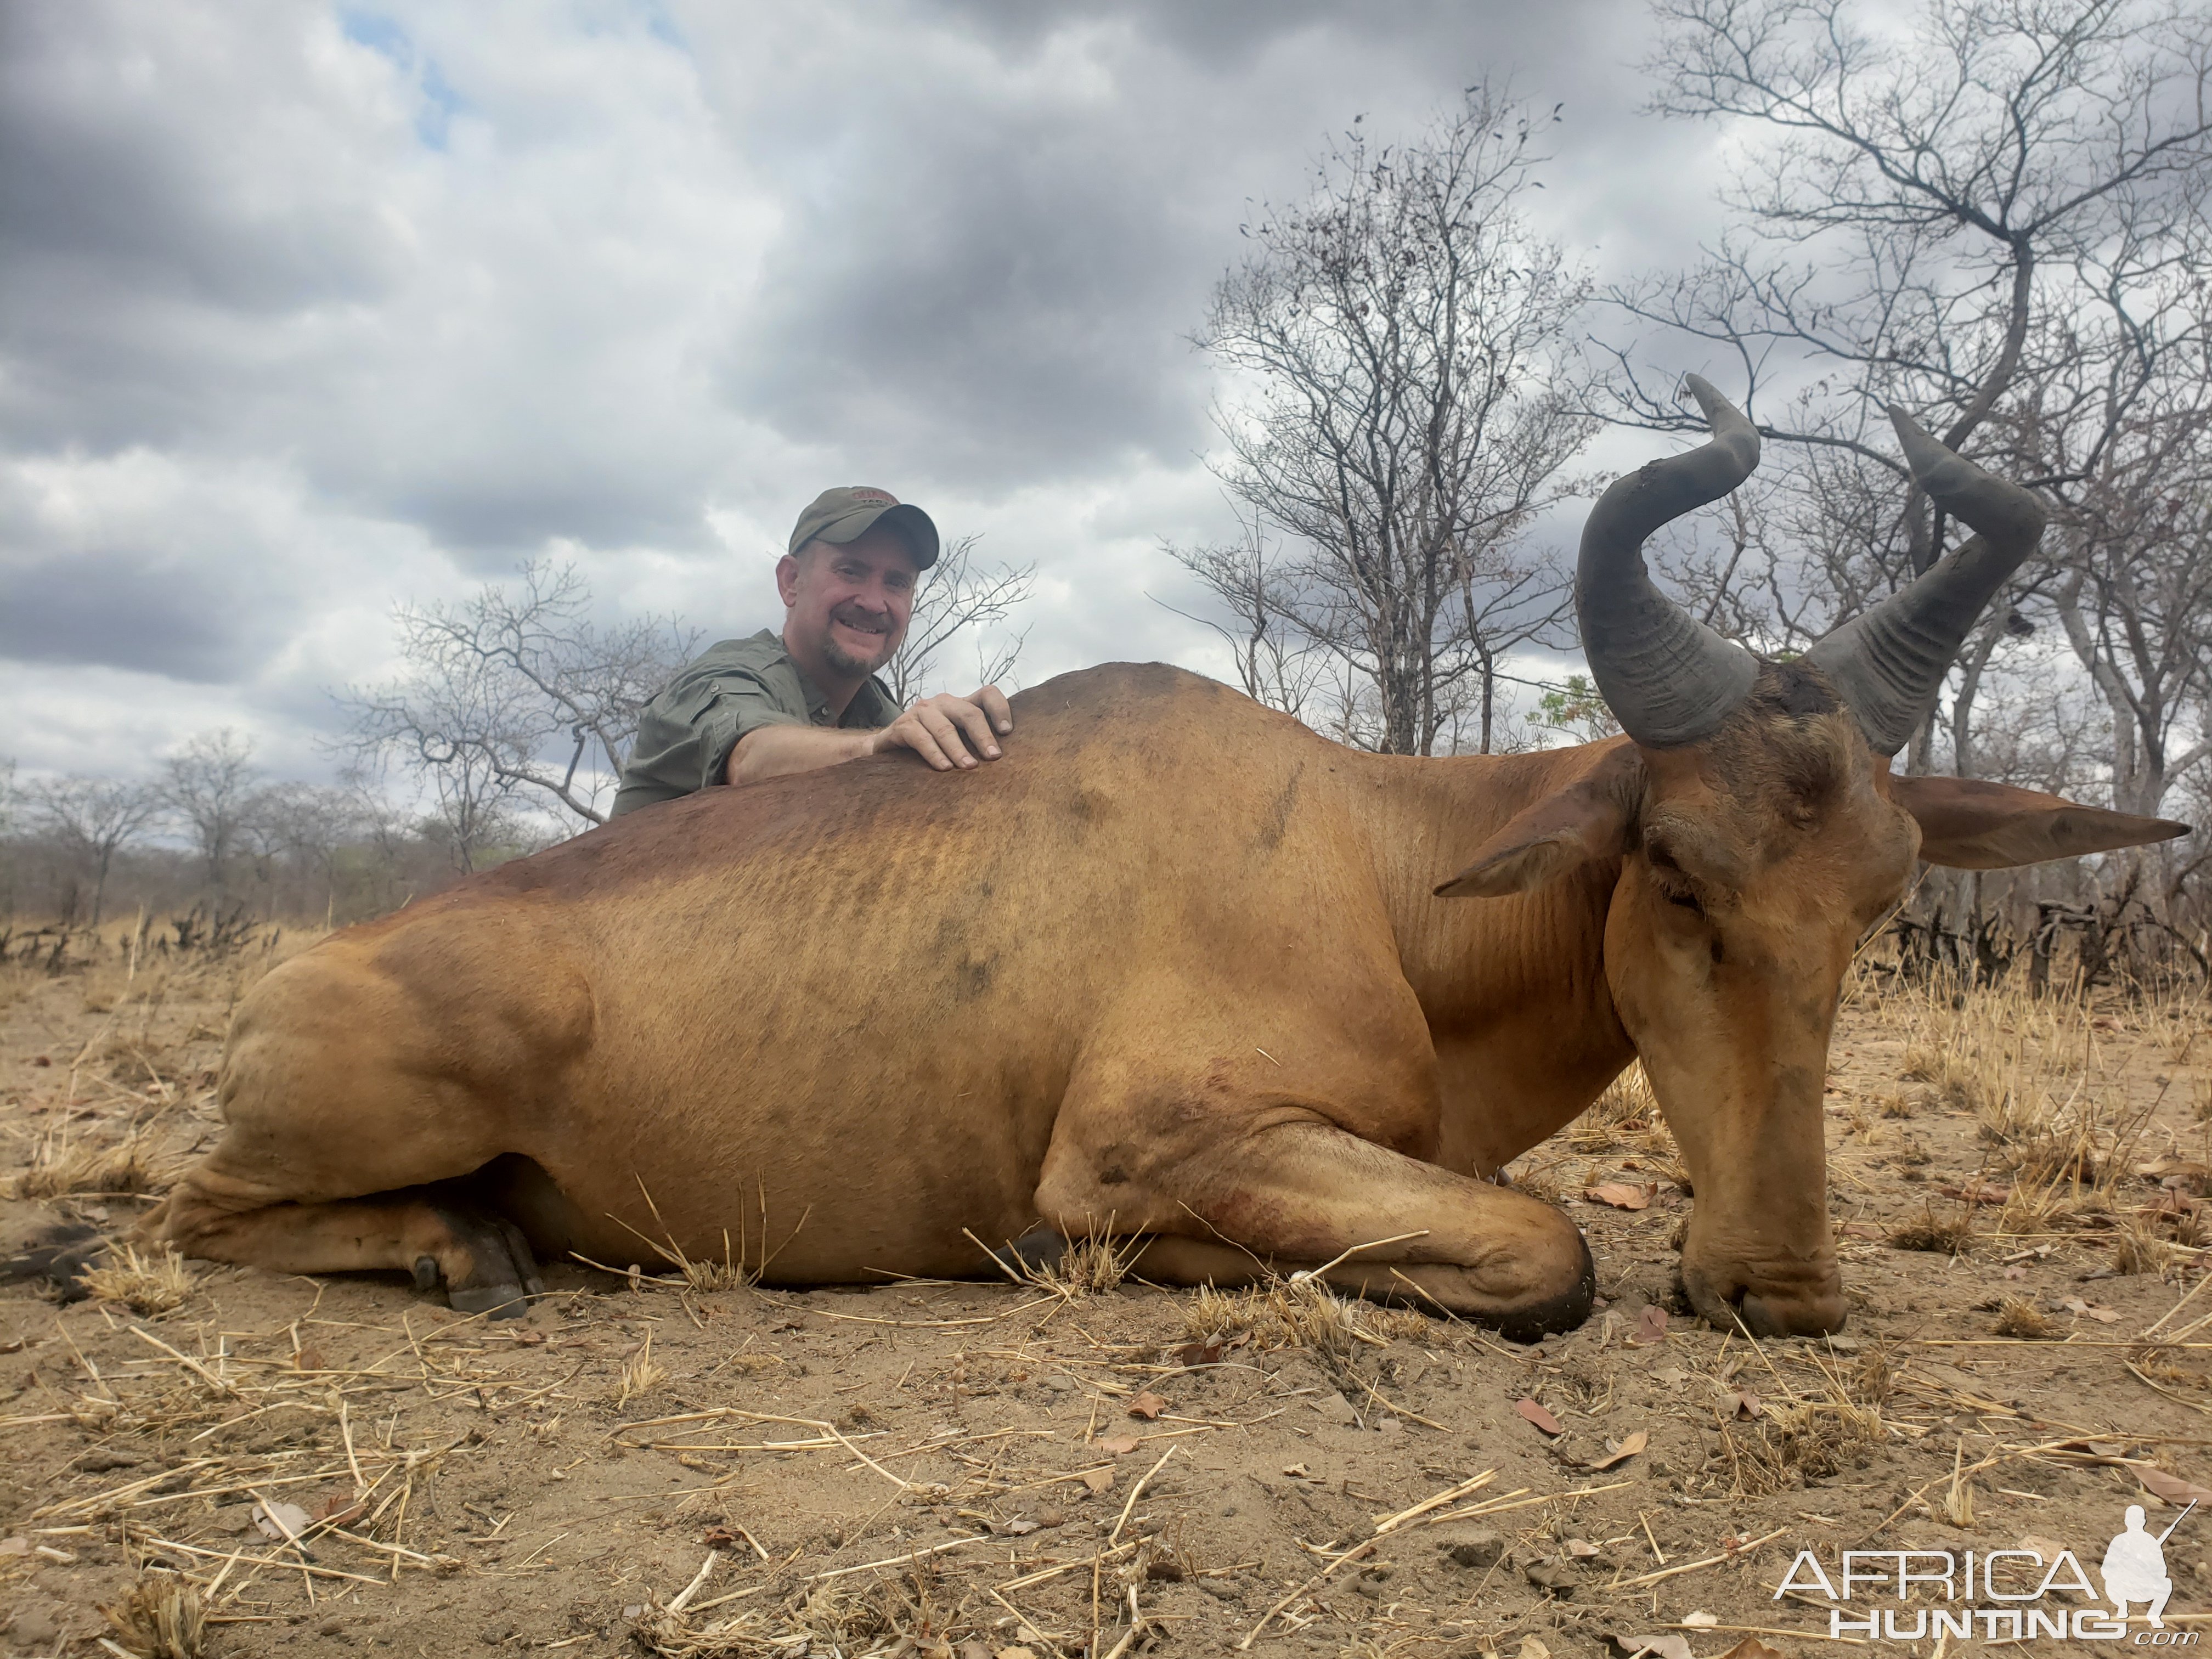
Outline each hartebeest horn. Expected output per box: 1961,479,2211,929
1577,374,1760,748
1802,407,2047,757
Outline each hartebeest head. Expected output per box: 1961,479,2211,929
1438,377,2189,1337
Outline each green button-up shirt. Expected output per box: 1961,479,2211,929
610,630,901,817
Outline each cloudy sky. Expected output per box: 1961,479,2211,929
0,0,1739,793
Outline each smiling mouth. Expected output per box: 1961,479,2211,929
833,610,890,638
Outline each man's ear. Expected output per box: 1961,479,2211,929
1435,745,1640,899
1891,774,2190,870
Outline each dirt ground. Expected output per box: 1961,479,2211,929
4,928,2212,1658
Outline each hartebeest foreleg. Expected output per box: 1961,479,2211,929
152,1177,543,1317
1035,1106,1593,1340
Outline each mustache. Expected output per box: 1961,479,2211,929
830,603,892,631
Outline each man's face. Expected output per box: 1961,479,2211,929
777,526,921,678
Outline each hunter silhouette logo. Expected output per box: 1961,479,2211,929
1776,1503,2198,1643
2104,1502,2191,1629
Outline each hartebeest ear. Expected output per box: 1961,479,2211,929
1436,746,1641,899
1891,775,2190,870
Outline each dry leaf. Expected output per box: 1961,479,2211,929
312,1492,366,1528
252,1500,312,1542
1680,1611,1720,1628
1517,1638,1552,1659
2138,1467,2212,1504
1731,1390,1762,1419
989,1517,1041,1537
702,1526,740,1550
0,1537,27,1557
1716,1640,1787,1659
995,1647,1039,1659
1175,1340,1224,1367
1080,1467,1114,1496
1515,1397,1563,1436
1585,1182,1657,1211
1126,1390,1169,1420
1282,1462,1313,1479
1096,1434,1139,1455
1940,1181,2010,1205
2083,1305,2121,1324
1588,1429,1649,1470
1566,1538,1601,1558
1630,1305,1668,1345
1604,1635,1692,1659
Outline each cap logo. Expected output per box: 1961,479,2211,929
848,488,897,505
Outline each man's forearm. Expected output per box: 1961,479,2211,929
726,723,876,786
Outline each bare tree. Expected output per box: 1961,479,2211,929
339,559,698,837
1157,515,1331,725
161,729,262,898
27,776,161,927
2029,245,2212,829
884,534,1036,706
1192,85,1596,755
1604,0,2212,772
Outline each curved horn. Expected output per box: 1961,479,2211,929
1576,374,1761,748
1803,408,2047,756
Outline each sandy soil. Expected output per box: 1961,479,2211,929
3,935,2211,1658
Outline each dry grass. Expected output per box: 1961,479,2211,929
1993,1296,2055,1339
612,1331,667,1406
101,1571,205,1658
1181,1273,1426,1358
12,1129,165,1199
1886,1204,1976,1254
79,1243,196,1316
1035,1230,1142,1298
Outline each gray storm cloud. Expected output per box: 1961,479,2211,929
0,0,1713,781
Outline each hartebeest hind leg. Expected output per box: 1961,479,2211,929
141,929,586,1316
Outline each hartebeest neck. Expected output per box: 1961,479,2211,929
1342,741,1631,1039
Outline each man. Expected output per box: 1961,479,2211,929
611,487,1014,817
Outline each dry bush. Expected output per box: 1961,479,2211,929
80,1244,196,1316
101,1571,204,1658
2111,1218,2181,1278
612,1333,667,1407
13,1130,165,1199
1017,1221,1141,1300
1994,1296,2055,1339
1565,1063,1661,1152
1714,1389,1885,1496
1886,1205,1975,1255
1181,1273,1421,1358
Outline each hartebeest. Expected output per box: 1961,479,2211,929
136,381,2184,1337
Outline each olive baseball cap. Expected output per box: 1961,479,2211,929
788,486,940,569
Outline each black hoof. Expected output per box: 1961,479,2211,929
427,1203,542,1318
989,1224,1068,1277
2,1224,106,1301
449,1283,532,1319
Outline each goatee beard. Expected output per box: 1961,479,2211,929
822,633,887,677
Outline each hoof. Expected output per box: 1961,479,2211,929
1487,1226,1597,1343
2,1224,106,1301
425,1203,543,1319
992,1224,1068,1277
449,1283,533,1319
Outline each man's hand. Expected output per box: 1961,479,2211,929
871,686,1014,771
